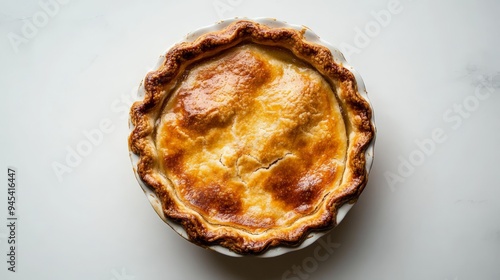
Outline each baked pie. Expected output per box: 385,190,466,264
129,19,375,255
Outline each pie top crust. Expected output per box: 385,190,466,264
129,20,374,255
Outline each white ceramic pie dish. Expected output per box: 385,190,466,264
129,17,375,258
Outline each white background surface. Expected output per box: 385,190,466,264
1,0,499,279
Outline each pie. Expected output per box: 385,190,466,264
129,20,375,255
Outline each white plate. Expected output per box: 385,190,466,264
129,17,376,258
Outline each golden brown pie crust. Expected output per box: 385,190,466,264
129,20,375,254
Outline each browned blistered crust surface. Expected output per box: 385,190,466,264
129,20,374,254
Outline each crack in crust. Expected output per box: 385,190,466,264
129,20,375,255
253,152,293,173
